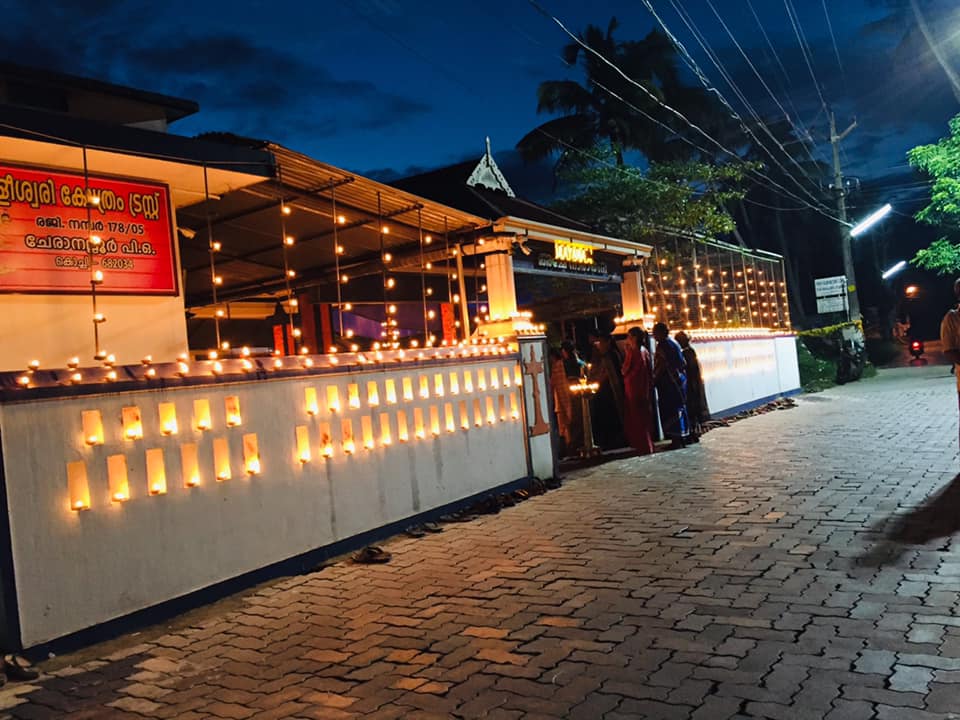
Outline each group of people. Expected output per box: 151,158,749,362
549,323,710,457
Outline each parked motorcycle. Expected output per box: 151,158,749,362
910,339,925,360
836,337,866,385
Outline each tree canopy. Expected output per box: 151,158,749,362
552,147,756,244
908,113,960,274
515,18,719,168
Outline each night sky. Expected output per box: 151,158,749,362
2,0,959,208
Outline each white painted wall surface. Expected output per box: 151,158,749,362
0,357,528,647
0,294,188,372
694,336,800,416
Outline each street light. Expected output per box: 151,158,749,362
881,260,906,280
841,203,893,321
850,203,892,238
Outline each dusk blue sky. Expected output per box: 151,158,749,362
2,0,959,207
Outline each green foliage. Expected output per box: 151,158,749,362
911,238,960,275
908,114,960,268
795,320,863,339
796,338,836,392
552,147,756,241
516,20,718,167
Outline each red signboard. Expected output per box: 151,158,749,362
0,164,177,295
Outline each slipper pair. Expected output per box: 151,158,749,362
405,522,444,538
352,546,391,564
0,655,38,684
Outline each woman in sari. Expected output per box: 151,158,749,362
549,348,576,456
675,331,709,442
652,322,689,449
589,334,626,450
621,327,654,455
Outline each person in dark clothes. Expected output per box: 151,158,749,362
560,341,586,452
652,322,689,448
589,334,626,449
675,331,709,441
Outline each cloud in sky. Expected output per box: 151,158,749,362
0,0,432,146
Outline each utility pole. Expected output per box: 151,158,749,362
830,111,858,320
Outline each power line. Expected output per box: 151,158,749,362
636,0,841,217
702,0,825,175
357,0,847,227
659,0,833,207
472,3,845,216
821,0,847,91
531,0,846,223
783,0,828,109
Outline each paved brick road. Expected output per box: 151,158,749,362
5,366,960,719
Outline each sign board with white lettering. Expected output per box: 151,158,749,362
816,295,847,314
814,276,846,298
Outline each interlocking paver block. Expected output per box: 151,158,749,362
5,367,960,718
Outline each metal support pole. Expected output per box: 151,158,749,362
455,246,470,340
831,111,859,321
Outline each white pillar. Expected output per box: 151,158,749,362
621,258,646,321
486,251,517,321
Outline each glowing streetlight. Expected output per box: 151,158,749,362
850,203,892,238
881,260,906,280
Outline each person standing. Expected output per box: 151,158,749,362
589,334,626,449
652,322,689,449
675,331,710,442
940,279,960,449
622,327,655,455
548,348,575,456
560,341,586,451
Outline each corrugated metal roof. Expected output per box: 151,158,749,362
176,143,489,306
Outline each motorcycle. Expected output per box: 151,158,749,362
910,339,925,360
836,337,866,385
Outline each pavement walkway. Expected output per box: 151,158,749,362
4,365,960,719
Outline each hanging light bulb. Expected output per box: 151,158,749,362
337,245,345,255
341,274,349,283
214,275,223,285
285,235,295,246
385,277,396,289
93,313,105,323
383,252,393,263
211,241,222,252
426,287,434,296
215,308,225,318
381,226,390,234
287,269,296,278
282,205,291,215
337,215,346,224
343,302,353,311
424,235,432,244
293,328,302,338
92,270,104,284
425,262,432,270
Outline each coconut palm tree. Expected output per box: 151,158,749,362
516,18,719,168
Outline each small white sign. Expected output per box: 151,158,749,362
815,275,847,297
817,295,847,314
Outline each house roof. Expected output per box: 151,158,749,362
0,62,199,123
393,153,594,234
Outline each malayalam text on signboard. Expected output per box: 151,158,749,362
0,164,177,295
814,275,846,298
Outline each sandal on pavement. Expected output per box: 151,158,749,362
3,655,37,681
352,546,392,564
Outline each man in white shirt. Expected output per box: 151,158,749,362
940,279,960,450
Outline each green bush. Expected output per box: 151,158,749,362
797,338,836,392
